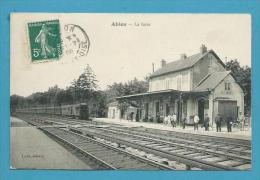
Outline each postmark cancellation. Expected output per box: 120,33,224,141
27,20,90,63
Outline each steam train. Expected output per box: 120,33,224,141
15,103,89,120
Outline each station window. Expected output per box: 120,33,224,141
204,100,209,109
166,79,170,89
156,82,159,91
177,76,182,90
225,82,231,90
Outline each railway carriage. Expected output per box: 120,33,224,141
54,106,62,115
60,103,88,119
45,107,55,114
16,103,89,120
64,103,89,119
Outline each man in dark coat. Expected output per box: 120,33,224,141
226,116,233,132
204,113,210,131
215,114,222,132
156,112,160,123
182,116,186,129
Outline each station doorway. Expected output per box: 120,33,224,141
166,103,170,116
112,109,115,119
144,103,149,119
156,102,160,115
218,100,238,122
198,99,205,124
155,102,160,123
177,100,182,124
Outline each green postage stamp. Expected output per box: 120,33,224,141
27,20,62,62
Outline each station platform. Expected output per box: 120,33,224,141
10,117,92,170
94,118,251,141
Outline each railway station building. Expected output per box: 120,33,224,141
108,45,244,127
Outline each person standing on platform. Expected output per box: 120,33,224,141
130,112,134,121
194,114,199,130
238,112,245,131
170,113,177,128
156,112,160,123
226,115,233,132
204,114,210,131
215,113,222,132
163,115,167,125
173,113,177,127
164,115,170,126
182,116,186,129
169,113,174,127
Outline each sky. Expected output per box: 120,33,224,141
10,13,251,96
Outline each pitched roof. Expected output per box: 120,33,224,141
195,71,230,91
107,101,118,107
150,51,210,78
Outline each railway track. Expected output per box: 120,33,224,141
16,115,174,170
64,118,250,149
25,114,251,146
73,126,250,170
24,114,251,152
104,126,251,157
15,113,251,170
40,127,174,170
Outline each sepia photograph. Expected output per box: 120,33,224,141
10,13,251,171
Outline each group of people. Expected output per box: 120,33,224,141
192,114,210,131
215,112,246,132
163,112,246,133
163,113,177,127
193,113,234,132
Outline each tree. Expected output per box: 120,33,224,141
105,77,149,103
90,91,107,117
104,77,149,118
10,95,23,113
226,59,251,113
72,64,98,91
124,77,149,95
10,65,149,119
71,64,98,103
47,85,61,105
55,89,73,105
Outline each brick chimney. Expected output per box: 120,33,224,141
161,59,166,68
180,53,187,60
200,44,207,54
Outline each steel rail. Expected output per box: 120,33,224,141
21,117,175,170
17,114,251,158
70,127,238,170
28,114,250,147
40,127,116,170
26,115,250,158
15,114,251,170
105,126,251,157
40,127,175,170
84,126,251,163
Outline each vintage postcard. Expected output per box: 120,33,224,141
10,13,251,171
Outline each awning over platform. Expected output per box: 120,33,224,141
116,89,210,100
